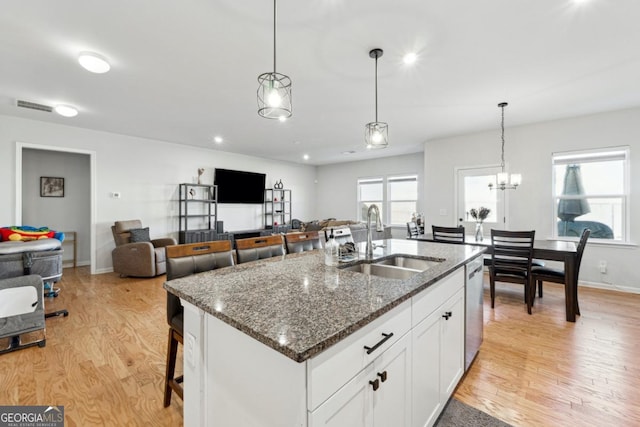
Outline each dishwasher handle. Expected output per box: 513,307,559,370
468,264,483,279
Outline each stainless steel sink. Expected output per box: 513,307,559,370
339,263,420,280
374,256,444,271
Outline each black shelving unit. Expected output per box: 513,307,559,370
178,183,219,243
264,188,291,229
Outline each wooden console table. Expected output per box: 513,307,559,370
61,231,77,268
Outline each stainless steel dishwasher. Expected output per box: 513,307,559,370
465,256,484,370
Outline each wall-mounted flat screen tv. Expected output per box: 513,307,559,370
214,168,266,204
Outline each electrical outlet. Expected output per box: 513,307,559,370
599,260,607,274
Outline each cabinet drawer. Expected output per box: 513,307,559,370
307,299,411,411
412,268,464,326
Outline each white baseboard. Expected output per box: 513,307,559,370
579,280,640,294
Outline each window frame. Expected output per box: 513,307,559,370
551,146,630,243
357,177,384,223
357,174,419,226
387,174,419,226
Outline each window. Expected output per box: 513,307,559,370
388,175,418,226
357,178,383,223
357,175,418,225
552,147,629,241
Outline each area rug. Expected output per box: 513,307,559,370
435,398,512,427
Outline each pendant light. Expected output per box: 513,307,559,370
365,48,388,149
488,102,521,190
257,0,292,120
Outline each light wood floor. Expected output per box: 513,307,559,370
456,278,640,427
1,268,639,426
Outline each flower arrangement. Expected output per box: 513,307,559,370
469,207,491,223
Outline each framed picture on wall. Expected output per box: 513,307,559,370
40,176,64,197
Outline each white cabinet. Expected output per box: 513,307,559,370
309,332,412,427
440,291,465,398
412,280,465,427
180,265,467,427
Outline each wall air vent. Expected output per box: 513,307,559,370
16,100,53,113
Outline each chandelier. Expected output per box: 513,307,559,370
364,48,388,149
488,102,521,190
257,0,292,120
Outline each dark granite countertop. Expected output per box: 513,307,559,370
163,239,485,363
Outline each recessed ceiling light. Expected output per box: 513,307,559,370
78,51,111,74
303,154,309,161
54,105,78,117
403,52,417,65
214,136,223,143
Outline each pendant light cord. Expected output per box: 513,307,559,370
374,55,378,122
500,103,506,172
273,0,277,73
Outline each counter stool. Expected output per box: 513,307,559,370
163,240,235,407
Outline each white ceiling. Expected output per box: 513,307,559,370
2,0,639,165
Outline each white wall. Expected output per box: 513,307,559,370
316,153,424,237
424,107,640,292
1,114,317,273
22,149,91,266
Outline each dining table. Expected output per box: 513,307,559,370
412,233,579,322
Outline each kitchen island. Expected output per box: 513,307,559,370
164,238,485,427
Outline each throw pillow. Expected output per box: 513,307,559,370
129,227,151,243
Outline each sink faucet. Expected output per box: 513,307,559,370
366,204,384,258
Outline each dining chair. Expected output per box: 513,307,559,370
284,231,322,253
531,228,590,314
406,221,420,238
432,225,465,243
163,240,235,407
489,229,536,314
235,235,285,264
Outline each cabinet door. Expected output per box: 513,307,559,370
440,290,465,400
309,363,374,427
309,333,411,427
412,309,442,427
373,332,411,427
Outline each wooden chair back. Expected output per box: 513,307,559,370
284,231,322,253
235,235,285,264
407,222,419,238
489,229,536,313
574,228,591,280
432,225,465,243
165,240,234,329
166,240,234,280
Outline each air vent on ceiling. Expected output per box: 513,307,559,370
16,100,53,113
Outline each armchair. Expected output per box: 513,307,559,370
111,220,176,277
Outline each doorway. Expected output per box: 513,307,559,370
16,142,97,274
455,166,507,236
